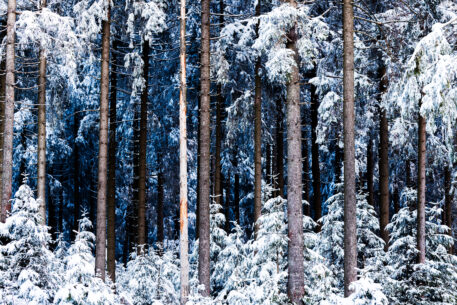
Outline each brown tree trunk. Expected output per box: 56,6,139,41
95,4,110,281
107,39,119,282
343,0,357,296
310,69,321,226
253,0,262,237
157,172,164,251
179,5,189,298
198,0,211,296
1,0,17,223
366,139,374,207
276,98,285,198
137,40,149,249
283,1,305,303
37,0,48,225
378,66,390,250
417,102,426,264
0,19,7,219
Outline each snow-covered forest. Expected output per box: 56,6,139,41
1,0,457,304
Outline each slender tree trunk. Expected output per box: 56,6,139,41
266,144,272,186
366,138,374,207
253,0,262,237
234,154,240,225
95,3,110,281
0,0,17,223
282,1,305,303
276,98,285,198
198,0,211,296
107,39,119,282
378,66,390,250
310,69,321,226
393,183,400,214
37,0,48,225
137,40,150,249
224,174,230,233
179,6,189,297
72,113,81,240
0,19,7,219
417,98,426,264
406,159,411,188
343,0,357,296
157,172,164,251
302,126,310,216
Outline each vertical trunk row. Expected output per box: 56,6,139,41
198,0,211,296
0,19,7,219
37,0,48,225
284,1,305,303
342,0,357,296
178,4,189,296
417,98,426,264
95,3,110,281
107,39,119,282
0,0,17,223
137,40,150,249
253,0,262,237
310,71,321,226
378,66,390,250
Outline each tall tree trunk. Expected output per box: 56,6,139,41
253,0,262,237
378,68,390,250
137,40,150,249
417,98,426,264
0,19,7,220
276,98,284,198
343,0,357,296
72,113,81,240
283,1,305,303
157,172,164,251
366,138,374,207
198,0,211,296
179,2,189,298
0,0,17,223
95,4,110,281
107,39,119,282
37,0,48,225
310,69,321,226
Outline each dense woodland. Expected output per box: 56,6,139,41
0,0,457,304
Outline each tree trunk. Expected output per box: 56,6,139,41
0,0,17,223
310,69,321,226
224,174,230,233
107,38,119,282
302,125,310,217
343,0,357,296
366,138,374,207
276,98,284,198
0,19,7,220
157,172,164,251
37,0,48,225
198,0,211,296
283,1,305,303
266,144,272,186
253,0,262,237
95,4,110,281
417,100,426,264
378,65,390,250
72,112,81,240
179,3,189,297
137,40,149,249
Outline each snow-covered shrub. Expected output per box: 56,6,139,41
53,216,118,305
321,277,388,305
0,184,59,305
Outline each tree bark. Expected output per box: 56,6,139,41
37,0,48,225
179,5,189,297
310,69,321,226
198,0,211,296
343,0,357,296
276,98,284,198
0,0,16,223
283,1,305,303
253,0,262,237
417,100,426,264
378,65,390,250
107,38,119,282
137,40,150,249
95,3,110,281
0,18,7,220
